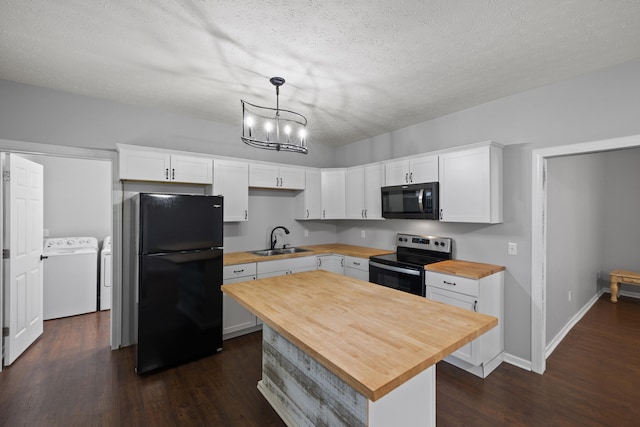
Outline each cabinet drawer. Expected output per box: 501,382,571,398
344,256,368,272
223,263,257,280
425,271,479,297
257,256,317,275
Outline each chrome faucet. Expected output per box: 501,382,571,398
270,226,290,250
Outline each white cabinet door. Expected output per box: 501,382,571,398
214,159,249,222
249,163,279,188
119,148,212,184
317,255,344,275
409,154,438,183
426,286,478,364
384,159,410,186
346,164,384,219
279,166,305,190
120,150,171,181
294,168,322,220
321,169,346,219
223,275,257,336
439,144,502,223
345,167,365,219
384,155,438,186
170,155,212,184
363,164,384,219
249,163,306,190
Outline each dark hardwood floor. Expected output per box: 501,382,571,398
1,294,639,426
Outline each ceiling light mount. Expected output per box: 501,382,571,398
241,76,308,154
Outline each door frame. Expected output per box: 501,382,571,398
0,138,120,353
531,133,640,374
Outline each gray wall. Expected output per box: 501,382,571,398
0,79,335,168
335,58,640,362
21,154,112,244
545,153,606,344
602,148,640,290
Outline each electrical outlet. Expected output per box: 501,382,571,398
507,242,517,256
568,290,572,302
361,230,366,238
43,228,49,237
304,229,309,237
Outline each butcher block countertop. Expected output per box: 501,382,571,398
222,270,497,401
426,259,505,280
223,243,393,266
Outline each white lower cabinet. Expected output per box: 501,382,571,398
222,263,259,339
344,256,369,282
317,254,344,275
425,270,504,378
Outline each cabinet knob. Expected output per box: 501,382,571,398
172,168,175,180
244,210,248,220
409,172,413,182
364,209,367,218
165,168,169,180
323,209,325,218
405,173,409,183
440,208,443,220
307,209,309,218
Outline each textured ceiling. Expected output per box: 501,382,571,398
2,1,640,148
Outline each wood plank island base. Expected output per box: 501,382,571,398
222,270,497,427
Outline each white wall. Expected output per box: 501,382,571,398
545,153,606,344
21,154,111,244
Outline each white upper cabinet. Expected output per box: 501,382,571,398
119,146,212,184
249,163,305,190
321,169,346,219
384,154,438,186
345,164,384,219
438,142,503,223
294,168,322,220
213,159,249,222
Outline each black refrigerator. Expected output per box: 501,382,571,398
134,193,224,374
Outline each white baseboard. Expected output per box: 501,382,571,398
503,353,532,371
545,292,600,359
602,288,640,300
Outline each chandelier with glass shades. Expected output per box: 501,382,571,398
241,77,308,154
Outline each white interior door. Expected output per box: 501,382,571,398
3,153,44,366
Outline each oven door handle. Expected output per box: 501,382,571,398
369,261,422,276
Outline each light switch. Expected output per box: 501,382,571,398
361,230,366,238
508,242,517,256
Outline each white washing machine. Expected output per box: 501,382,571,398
100,236,112,311
43,237,98,320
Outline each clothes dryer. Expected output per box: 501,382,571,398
100,236,112,311
43,237,98,320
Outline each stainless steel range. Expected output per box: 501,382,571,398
369,233,452,296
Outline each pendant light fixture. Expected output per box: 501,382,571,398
241,77,308,154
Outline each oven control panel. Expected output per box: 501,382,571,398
396,233,452,253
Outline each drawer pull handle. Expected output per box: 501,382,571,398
233,269,245,274
443,280,456,286
473,301,478,312
353,262,360,266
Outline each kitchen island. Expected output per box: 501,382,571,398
222,270,497,426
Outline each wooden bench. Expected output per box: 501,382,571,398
609,270,640,303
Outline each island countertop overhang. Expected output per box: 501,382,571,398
222,270,497,401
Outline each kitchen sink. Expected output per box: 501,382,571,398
276,247,311,254
249,247,312,256
250,249,282,256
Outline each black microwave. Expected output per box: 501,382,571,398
381,182,439,220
